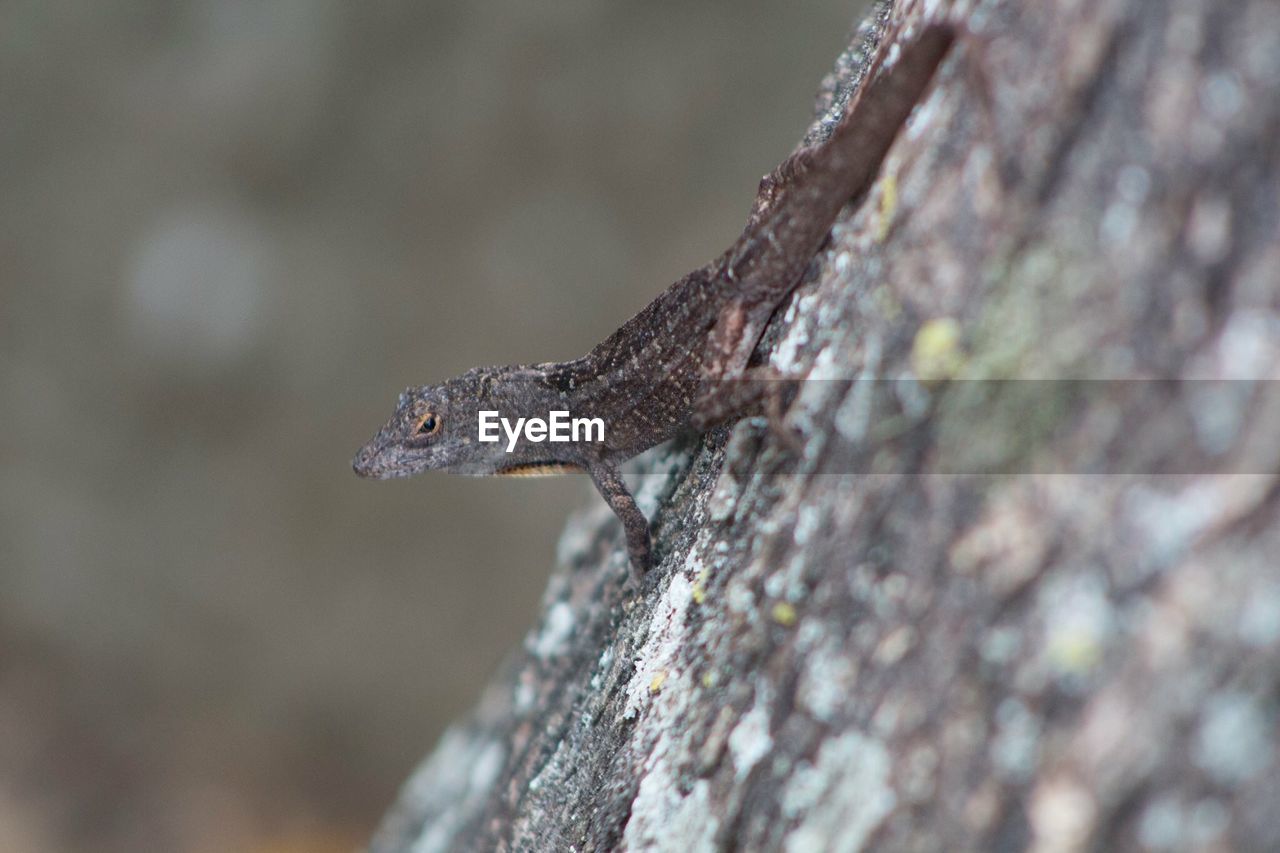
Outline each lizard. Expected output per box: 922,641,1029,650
353,15,956,575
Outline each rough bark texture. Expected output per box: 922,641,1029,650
371,0,1280,849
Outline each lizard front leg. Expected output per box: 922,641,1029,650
690,279,809,445
587,461,653,575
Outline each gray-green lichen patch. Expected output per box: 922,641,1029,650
371,727,506,853
624,568,696,719
624,766,720,853
781,733,896,853
1193,693,1273,787
727,691,774,780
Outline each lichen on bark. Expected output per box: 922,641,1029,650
372,0,1280,849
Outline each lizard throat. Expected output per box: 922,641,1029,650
495,462,581,478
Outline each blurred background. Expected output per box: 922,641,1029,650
1,0,861,849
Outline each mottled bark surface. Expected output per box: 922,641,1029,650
371,0,1280,849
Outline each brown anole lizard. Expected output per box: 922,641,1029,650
354,18,955,574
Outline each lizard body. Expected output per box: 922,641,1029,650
354,19,955,573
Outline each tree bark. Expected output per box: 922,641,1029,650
372,0,1280,849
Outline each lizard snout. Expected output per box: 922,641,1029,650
352,444,382,478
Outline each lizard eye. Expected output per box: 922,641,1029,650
415,413,441,436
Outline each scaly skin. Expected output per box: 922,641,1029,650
353,21,956,574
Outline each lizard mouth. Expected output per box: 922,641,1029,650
352,443,421,479
351,445,388,478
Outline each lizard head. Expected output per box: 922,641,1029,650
353,365,560,479
352,372,498,479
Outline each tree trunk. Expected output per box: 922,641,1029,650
371,0,1280,849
